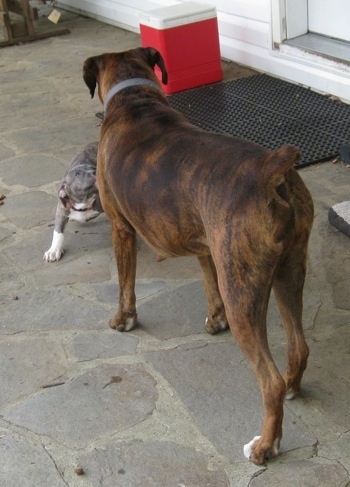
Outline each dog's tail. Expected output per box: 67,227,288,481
261,144,300,181
260,144,301,212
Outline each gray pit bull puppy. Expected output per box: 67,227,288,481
43,142,103,262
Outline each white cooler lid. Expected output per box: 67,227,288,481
139,2,217,29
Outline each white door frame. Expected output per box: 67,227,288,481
270,0,350,104
271,0,308,46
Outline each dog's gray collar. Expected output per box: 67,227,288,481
104,78,161,110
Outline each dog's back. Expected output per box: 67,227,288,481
99,115,310,263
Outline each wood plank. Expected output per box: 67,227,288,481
0,13,12,40
0,0,12,40
5,0,37,18
7,0,24,15
21,0,34,35
0,27,70,46
10,18,28,36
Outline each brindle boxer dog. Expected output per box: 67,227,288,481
83,47,314,465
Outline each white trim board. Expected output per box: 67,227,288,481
220,37,350,103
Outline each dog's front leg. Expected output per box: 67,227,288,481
43,204,70,262
109,222,138,332
197,255,229,334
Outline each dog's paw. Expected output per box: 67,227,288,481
285,387,299,400
283,374,302,400
244,436,262,461
43,248,64,262
109,310,137,332
205,315,229,335
43,231,64,262
243,435,280,465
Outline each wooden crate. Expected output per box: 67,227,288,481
0,0,69,47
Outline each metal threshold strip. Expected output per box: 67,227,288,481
284,33,350,66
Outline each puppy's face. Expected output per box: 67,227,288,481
59,164,98,208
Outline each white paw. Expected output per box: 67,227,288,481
272,437,280,457
43,231,64,262
124,315,137,331
205,316,227,330
285,388,297,400
43,248,64,262
243,435,261,459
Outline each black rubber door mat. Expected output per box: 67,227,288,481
168,74,350,168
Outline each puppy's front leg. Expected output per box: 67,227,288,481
109,222,138,332
43,204,70,262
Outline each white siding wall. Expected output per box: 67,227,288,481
57,0,180,32
57,0,350,102
56,0,272,64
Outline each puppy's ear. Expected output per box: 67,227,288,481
58,183,67,199
58,183,70,207
83,56,99,98
139,47,168,85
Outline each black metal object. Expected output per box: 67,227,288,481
168,74,350,168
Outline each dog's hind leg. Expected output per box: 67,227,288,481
197,255,229,334
229,300,285,465
213,253,286,465
109,221,138,332
273,248,309,400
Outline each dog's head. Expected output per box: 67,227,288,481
59,164,99,209
83,47,168,103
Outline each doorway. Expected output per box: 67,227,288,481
283,0,350,64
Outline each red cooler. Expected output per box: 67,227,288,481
139,2,223,94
